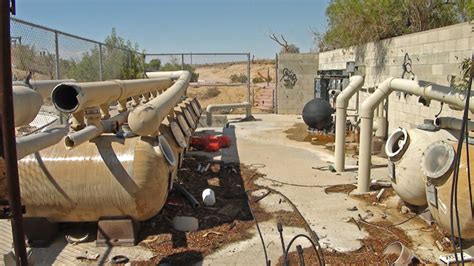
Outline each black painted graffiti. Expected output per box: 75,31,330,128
280,68,297,86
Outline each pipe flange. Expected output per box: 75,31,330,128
385,127,409,161
183,108,195,128
177,114,192,137
158,135,177,168
170,120,188,148
421,140,454,185
191,100,201,117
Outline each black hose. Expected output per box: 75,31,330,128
277,222,286,256
174,183,200,209
296,245,306,266
449,53,473,265
245,191,270,266
284,234,323,266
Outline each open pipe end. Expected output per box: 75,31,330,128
64,136,75,149
52,83,80,113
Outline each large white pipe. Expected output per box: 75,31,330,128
206,102,251,126
51,78,172,113
16,125,68,159
13,85,43,127
334,75,364,172
434,117,474,131
357,78,474,192
129,71,191,136
14,79,75,99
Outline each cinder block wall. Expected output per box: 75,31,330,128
317,22,473,132
276,53,319,114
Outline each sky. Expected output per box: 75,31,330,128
13,0,329,59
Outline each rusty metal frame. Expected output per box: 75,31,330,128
0,0,28,264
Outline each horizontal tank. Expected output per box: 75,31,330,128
423,140,474,239
385,127,456,206
15,134,176,222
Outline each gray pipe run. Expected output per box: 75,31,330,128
51,78,173,114
14,79,75,99
206,102,252,126
16,125,69,159
357,77,474,193
129,71,191,136
434,117,474,131
334,75,364,172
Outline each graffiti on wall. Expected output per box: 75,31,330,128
280,68,297,86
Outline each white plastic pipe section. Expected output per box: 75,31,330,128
16,125,68,159
129,71,191,136
334,75,364,172
13,79,75,99
434,117,474,131
357,78,474,193
51,78,173,114
65,111,129,148
206,102,251,126
13,85,43,127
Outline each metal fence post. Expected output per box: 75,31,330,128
54,31,60,80
98,43,103,81
181,53,185,70
247,52,251,104
0,2,28,264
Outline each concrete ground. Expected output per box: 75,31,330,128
198,114,446,264
0,114,459,265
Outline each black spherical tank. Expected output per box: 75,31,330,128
302,98,334,130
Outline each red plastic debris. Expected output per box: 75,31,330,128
190,134,231,152
218,135,231,147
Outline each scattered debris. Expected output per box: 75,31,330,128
210,163,221,173
203,231,223,238
376,188,385,202
347,206,358,211
400,206,411,214
110,255,129,264
324,184,356,194
76,251,100,261
439,252,473,264
202,188,216,206
383,241,419,265
172,216,199,232
65,233,89,245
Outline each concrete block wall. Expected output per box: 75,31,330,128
318,22,474,132
276,53,319,114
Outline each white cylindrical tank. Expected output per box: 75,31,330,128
385,127,456,206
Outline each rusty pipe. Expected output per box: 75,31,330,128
129,71,191,136
51,78,172,114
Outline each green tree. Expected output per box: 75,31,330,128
319,0,461,50
145,59,161,71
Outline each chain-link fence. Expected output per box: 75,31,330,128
10,18,276,135
143,53,275,114
10,18,145,135
11,18,143,83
